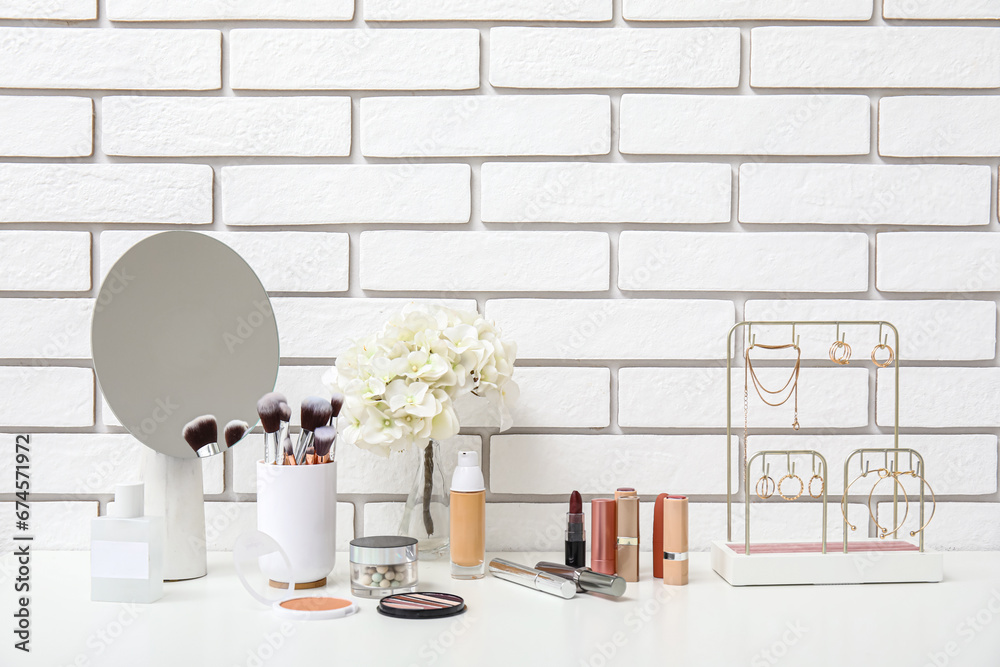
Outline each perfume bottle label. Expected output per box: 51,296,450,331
91,541,150,579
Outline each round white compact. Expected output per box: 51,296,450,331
234,531,357,621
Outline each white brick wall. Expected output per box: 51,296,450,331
883,1,1000,19
618,232,869,292
0,165,213,224
361,95,610,157
876,368,1000,428
0,28,221,90
364,0,611,21
272,298,476,358
625,0,872,20
618,367,870,429
490,435,737,495
0,97,92,157
100,231,350,293
750,27,1000,88
485,299,734,360
2,6,998,552
0,232,90,292
103,97,352,157
108,0,354,21
739,164,991,226
0,0,95,19
360,231,609,292
489,28,740,89
482,162,731,223
222,165,471,224
877,233,1000,293
230,29,479,91
744,300,997,361
621,94,870,156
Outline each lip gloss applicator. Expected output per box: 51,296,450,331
565,490,586,568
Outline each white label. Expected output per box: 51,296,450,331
91,541,150,580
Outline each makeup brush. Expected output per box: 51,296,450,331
313,426,336,465
257,393,285,465
328,393,344,460
224,420,249,449
183,415,220,458
329,393,344,425
278,397,292,466
294,396,333,465
283,434,295,466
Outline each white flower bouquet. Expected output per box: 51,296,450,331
324,303,518,457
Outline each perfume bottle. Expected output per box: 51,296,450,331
449,451,485,580
91,483,164,603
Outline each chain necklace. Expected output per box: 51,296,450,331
743,343,801,477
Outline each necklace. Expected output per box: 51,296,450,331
743,343,801,476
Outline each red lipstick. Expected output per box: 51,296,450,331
565,490,586,568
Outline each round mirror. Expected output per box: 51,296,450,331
92,231,279,459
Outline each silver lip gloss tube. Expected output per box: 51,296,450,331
488,558,576,599
534,561,627,597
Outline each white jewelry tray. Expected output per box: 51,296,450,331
711,540,944,586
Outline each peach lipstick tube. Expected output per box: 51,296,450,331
662,495,688,586
616,490,639,582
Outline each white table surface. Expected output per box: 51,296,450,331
2,551,1000,667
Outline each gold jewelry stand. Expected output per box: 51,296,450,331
711,320,943,586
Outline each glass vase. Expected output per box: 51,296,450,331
398,439,450,559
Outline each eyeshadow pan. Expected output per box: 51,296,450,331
377,592,466,619
280,597,354,612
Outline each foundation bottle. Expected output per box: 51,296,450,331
450,451,485,580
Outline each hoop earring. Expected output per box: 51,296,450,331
867,470,910,539
841,469,872,532
829,339,851,365
901,470,937,537
755,474,776,500
871,343,894,368
777,473,803,501
808,474,824,498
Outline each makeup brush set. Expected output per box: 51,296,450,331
256,392,344,465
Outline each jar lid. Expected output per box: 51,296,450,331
350,536,418,565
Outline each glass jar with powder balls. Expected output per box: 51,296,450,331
349,536,418,598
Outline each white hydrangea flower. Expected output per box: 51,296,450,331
325,304,517,457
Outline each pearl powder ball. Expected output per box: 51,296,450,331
384,571,395,581
371,573,383,583
380,579,391,588
360,574,372,586
376,566,389,574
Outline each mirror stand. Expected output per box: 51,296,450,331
143,449,207,581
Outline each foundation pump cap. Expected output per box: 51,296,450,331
108,482,144,519
451,451,485,492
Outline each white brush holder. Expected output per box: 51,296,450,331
142,449,207,581
256,461,337,589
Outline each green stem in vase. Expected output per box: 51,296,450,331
423,441,434,536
